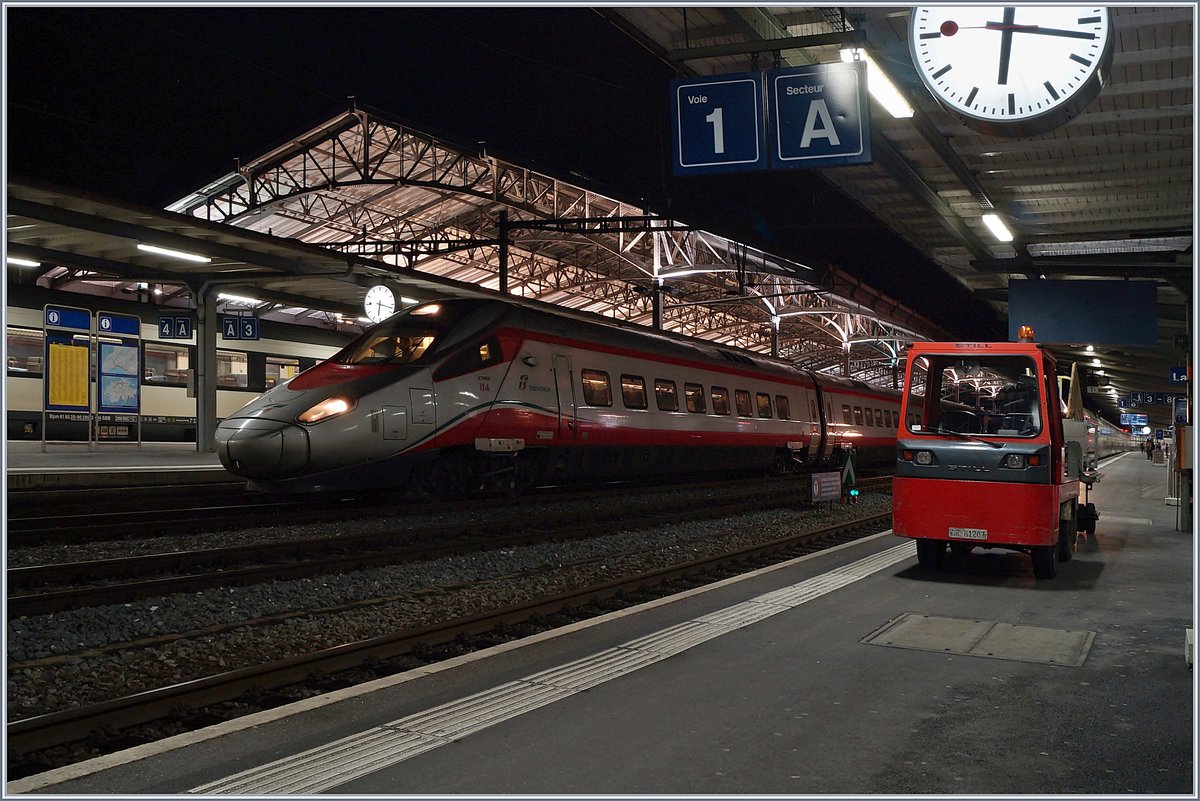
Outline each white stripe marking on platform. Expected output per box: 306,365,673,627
191,540,915,795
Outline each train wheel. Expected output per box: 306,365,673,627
916,539,945,569
1032,546,1057,579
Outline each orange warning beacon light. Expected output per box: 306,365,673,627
1017,325,1036,342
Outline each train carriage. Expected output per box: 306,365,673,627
215,298,904,494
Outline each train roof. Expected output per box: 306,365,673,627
446,296,899,395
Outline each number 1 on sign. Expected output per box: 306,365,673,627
705,107,725,154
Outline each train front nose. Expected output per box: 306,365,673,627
215,418,311,478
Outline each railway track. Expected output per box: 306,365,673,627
7,508,892,777
7,471,892,546
8,475,892,616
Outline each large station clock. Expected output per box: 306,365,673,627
909,6,1113,137
363,284,396,323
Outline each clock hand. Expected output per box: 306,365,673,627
986,22,1097,40
995,6,1016,85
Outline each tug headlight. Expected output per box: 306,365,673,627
297,396,355,424
1002,454,1027,469
914,451,934,465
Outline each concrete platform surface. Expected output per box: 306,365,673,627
9,451,1194,795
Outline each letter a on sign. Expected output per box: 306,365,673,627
800,99,841,148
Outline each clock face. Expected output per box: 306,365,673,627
363,285,396,323
909,6,1112,136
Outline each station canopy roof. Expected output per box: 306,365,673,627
6,5,1191,432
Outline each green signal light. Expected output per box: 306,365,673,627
849,488,860,497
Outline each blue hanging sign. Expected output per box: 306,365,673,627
770,60,871,168
671,72,767,175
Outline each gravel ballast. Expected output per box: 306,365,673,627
8,491,891,720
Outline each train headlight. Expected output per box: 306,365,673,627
297,396,356,424
1002,454,1026,469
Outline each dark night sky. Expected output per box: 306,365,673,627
6,6,1001,339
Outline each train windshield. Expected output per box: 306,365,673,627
907,354,1043,438
334,312,448,365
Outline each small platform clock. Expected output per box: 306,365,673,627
909,6,1113,137
363,284,396,323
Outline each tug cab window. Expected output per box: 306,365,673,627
907,354,1043,438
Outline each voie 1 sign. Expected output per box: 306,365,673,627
671,72,767,175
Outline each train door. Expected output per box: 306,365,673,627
553,354,577,441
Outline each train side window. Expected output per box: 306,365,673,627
684,382,707,413
884,409,892,428
875,408,884,427
655,379,679,412
842,404,852,424
756,392,772,418
735,389,753,417
581,369,613,407
809,399,818,421
7,326,44,376
853,406,864,426
266,357,301,389
217,349,249,389
827,402,833,423
143,341,191,386
711,386,731,415
864,406,874,426
907,413,914,428
621,374,647,409
776,395,790,420
432,335,501,380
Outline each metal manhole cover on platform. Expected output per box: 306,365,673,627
862,613,1095,667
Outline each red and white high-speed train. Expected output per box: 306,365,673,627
214,298,903,493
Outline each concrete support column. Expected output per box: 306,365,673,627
192,283,219,453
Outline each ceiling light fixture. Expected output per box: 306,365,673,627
839,47,913,118
217,292,261,305
6,256,41,268
137,243,212,263
981,214,1014,243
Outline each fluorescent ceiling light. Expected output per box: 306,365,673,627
217,292,261,305
6,256,41,268
400,296,421,306
137,243,212,263
981,214,1014,243
1029,236,1192,256
840,48,913,119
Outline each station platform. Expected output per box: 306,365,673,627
9,451,1194,795
5,441,232,490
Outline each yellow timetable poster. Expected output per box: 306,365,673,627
48,342,90,408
